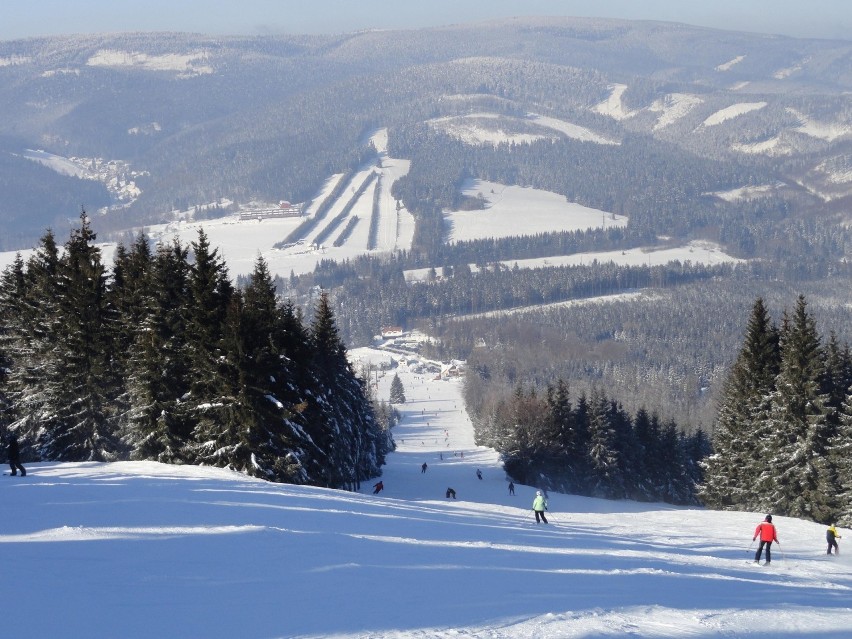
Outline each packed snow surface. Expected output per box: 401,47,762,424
404,240,741,283
428,112,617,146
715,55,745,71
445,179,626,243
3,349,851,638
701,102,767,127
649,93,703,130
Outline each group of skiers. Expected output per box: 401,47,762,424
752,514,842,564
7,432,845,555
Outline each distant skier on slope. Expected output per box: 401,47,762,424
421,462,428,473
372,481,384,494
476,469,482,480
508,481,515,496
532,490,548,524
827,524,841,555
446,487,456,499
753,514,779,564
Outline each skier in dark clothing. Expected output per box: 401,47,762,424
7,435,25,477
476,469,482,480
446,487,456,499
753,514,779,564
421,462,428,473
508,481,515,495
372,481,384,494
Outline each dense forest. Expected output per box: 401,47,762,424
463,377,710,505
0,216,393,488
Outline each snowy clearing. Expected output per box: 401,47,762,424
444,179,626,244
732,136,792,156
86,49,213,75
701,102,767,127
3,349,851,638
427,112,617,146
710,183,781,202
715,55,745,71
405,240,742,283
649,93,703,130
593,83,638,120
787,108,852,142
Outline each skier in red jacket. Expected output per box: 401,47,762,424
753,514,779,564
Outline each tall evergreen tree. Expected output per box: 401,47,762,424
184,229,234,465
40,213,121,460
207,257,312,481
586,389,624,499
0,255,26,437
307,292,387,489
832,394,852,526
757,295,831,520
124,239,192,462
389,373,406,404
700,297,779,509
6,232,62,455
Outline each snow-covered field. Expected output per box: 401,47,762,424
593,83,637,120
3,347,850,638
404,240,742,283
701,102,767,127
445,178,626,244
427,112,617,146
649,93,702,130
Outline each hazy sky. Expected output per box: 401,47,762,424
2,0,850,42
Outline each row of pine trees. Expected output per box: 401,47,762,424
465,380,711,505
0,215,392,487
700,296,852,525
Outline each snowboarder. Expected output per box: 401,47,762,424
508,481,515,496
446,487,456,499
753,514,779,564
6,434,25,477
476,469,482,480
827,524,841,555
532,490,548,524
372,481,384,494
421,462,428,473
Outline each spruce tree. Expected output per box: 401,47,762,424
213,257,311,482
184,229,234,465
832,394,852,526
757,295,831,520
308,292,386,489
40,213,121,460
0,255,26,438
700,297,779,509
124,239,192,462
389,373,406,404
7,232,62,455
587,389,623,499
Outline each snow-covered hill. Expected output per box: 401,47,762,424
3,347,851,638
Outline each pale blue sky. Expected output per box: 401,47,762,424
2,0,849,42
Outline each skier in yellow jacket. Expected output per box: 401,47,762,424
827,524,841,555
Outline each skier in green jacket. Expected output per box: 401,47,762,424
532,490,548,524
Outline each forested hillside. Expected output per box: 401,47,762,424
2,18,852,511
0,217,392,488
